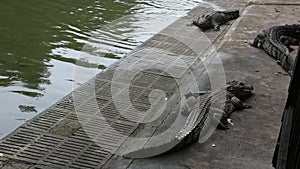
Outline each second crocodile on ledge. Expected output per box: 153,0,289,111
123,80,254,158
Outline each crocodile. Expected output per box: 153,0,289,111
250,24,300,75
123,80,253,158
192,10,240,31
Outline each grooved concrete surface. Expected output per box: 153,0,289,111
0,0,298,168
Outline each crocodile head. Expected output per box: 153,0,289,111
226,80,253,100
257,29,267,41
193,13,212,28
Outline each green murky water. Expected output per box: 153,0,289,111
0,0,209,138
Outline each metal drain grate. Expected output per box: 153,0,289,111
15,134,63,163
23,109,70,132
47,139,112,168
0,127,41,156
1,132,114,169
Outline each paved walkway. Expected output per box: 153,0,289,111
1,0,299,168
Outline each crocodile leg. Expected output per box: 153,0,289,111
213,24,221,31
215,97,251,130
231,96,251,109
208,107,229,129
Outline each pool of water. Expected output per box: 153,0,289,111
0,0,220,138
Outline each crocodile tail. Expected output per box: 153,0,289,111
123,100,210,158
279,53,290,71
266,44,290,71
122,137,182,158
223,9,240,20
269,45,289,59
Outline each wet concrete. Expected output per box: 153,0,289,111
0,0,298,168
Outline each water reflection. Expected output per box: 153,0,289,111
0,0,135,95
0,0,205,138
